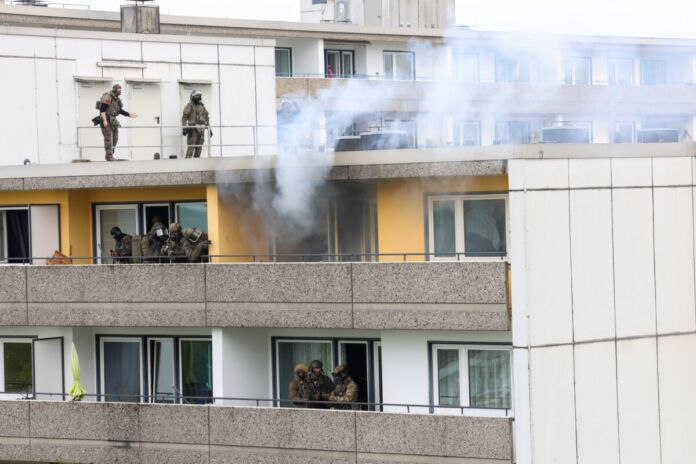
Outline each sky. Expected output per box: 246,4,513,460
83,0,696,39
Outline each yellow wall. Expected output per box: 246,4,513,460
376,175,508,261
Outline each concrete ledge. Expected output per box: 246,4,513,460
30,402,140,441
139,404,209,445
0,266,26,302
206,302,353,328
348,161,506,179
210,445,355,464
206,263,352,303
352,262,507,304
0,302,28,325
28,302,206,327
0,402,29,438
357,454,511,464
209,406,356,452
353,303,510,331
0,437,30,462
356,413,512,460
29,438,140,464
141,443,209,464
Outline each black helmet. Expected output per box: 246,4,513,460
110,226,123,240
309,360,323,371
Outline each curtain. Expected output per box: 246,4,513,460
468,350,511,409
7,210,29,263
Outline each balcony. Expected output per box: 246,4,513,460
0,400,513,463
0,261,509,330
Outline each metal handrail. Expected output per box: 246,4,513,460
22,391,512,416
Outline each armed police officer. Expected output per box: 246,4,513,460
329,364,358,410
109,226,133,264
164,222,187,263
307,359,334,409
182,90,211,158
182,227,211,263
288,363,310,408
99,84,137,161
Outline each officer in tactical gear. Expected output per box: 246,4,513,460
182,90,211,158
109,226,133,264
288,363,310,408
329,364,358,410
141,218,167,263
307,359,334,409
164,222,187,263
182,227,211,263
99,84,138,161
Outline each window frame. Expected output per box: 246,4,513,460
274,47,293,77
0,206,30,264
383,50,416,81
178,337,214,404
325,49,355,78
427,193,510,262
614,121,635,143
608,58,634,85
0,338,34,396
99,336,144,403
563,56,592,85
453,120,481,146
431,343,513,415
495,56,531,83
640,59,667,85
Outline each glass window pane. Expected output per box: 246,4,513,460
384,53,394,79
0,211,5,262
394,53,414,80
455,122,480,146
150,339,175,403
341,52,354,77
609,59,633,85
433,200,456,257
103,340,141,403
99,207,137,260
277,341,332,401
463,199,506,256
468,350,511,409
275,48,291,77
437,349,460,406
3,342,32,393
642,60,666,85
326,51,339,77
180,340,213,404
176,203,207,231
575,58,590,85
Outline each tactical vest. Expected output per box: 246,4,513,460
98,92,124,127
183,102,209,133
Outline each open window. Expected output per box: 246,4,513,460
0,338,34,398
95,204,139,263
428,194,508,260
432,344,512,413
0,207,30,264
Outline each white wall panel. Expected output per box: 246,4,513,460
653,156,692,186
616,338,661,464
530,346,576,464
526,191,573,346
509,191,529,347
513,348,532,464
574,341,619,464
0,34,36,56
611,158,653,187
181,43,218,64
522,159,570,190
254,46,275,67
219,45,255,65
35,59,61,164
181,63,218,81
101,40,141,61
142,42,180,63
255,66,277,127
33,36,56,58
219,65,256,127
568,159,611,188
57,60,78,146
612,188,657,337
570,189,615,341
653,187,696,334
658,334,696,464
56,38,103,77
0,57,38,165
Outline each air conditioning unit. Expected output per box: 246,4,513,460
336,0,351,22
636,128,679,143
541,127,590,144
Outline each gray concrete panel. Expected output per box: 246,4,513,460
0,401,29,438
210,445,356,464
206,302,353,328
140,444,209,464
0,302,28,325
29,439,140,464
30,401,140,442
353,303,510,330
356,413,512,460
348,161,506,179
139,404,209,445
0,437,30,462
209,406,356,452
352,262,507,304
28,302,206,327
206,263,352,303
358,454,510,463
0,266,26,302
27,264,205,303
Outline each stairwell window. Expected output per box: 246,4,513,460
428,195,508,260
433,344,512,410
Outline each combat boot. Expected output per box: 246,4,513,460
105,154,115,161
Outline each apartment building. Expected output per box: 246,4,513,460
0,2,694,464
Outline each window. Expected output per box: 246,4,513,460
433,345,512,410
99,336,212,404
641,60,667,85
95,204,139,262
614,122,635,143
541,122,592,144
495,57,531,83
608,58,634,85
325,50,355,78
428,195,508,259
453,53,479,82
564,57,591,85
0,340,33,394
275,48,292,77
453,121,480,146
495,121,531,144
384,51,415,81
0,208,30,264
276,339,333,403
175,202,208,231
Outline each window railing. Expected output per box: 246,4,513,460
19,391,512,416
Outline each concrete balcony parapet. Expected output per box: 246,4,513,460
3,262,509,330
0,400,513,464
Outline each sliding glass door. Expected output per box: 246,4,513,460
101,338,142,403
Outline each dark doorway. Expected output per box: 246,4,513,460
6,209,30,263
340,342,369,409
144,204,170,234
